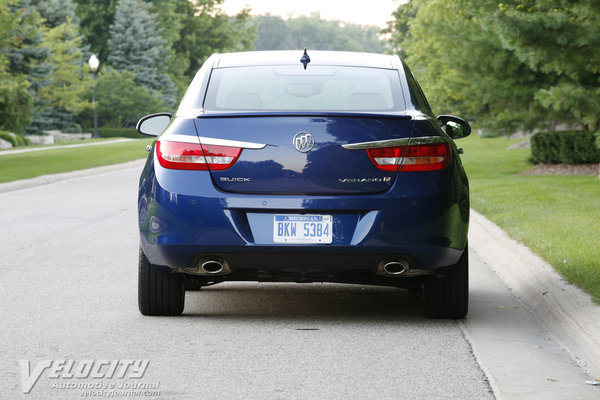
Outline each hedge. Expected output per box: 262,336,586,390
531,131,600,164
97,127,141,138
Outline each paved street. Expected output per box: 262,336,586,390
0,163,597,399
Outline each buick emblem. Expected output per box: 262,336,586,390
292,132,315,153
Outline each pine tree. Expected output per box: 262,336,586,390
27,0,90,132
107,0,176,106
31,0,80,28
6,0,52,133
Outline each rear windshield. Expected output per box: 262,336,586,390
202,66,405,112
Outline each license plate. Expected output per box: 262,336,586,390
273,215,333,244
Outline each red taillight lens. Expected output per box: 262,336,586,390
366,143,450,172
366,146,406,171
156,140,242,171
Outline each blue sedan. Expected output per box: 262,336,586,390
136,50,471,318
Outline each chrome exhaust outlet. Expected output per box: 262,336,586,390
383,261,407,275
375,258,427,277
201,260,225,274
183,256,231,276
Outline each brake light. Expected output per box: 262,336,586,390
366,143,450,172
156,140,242,171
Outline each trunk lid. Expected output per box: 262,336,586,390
194,114,414,195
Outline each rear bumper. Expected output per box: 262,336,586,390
138,157,469,278
140,238,463,274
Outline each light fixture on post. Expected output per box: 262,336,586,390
88,54,100,139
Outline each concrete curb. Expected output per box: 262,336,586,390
0,159,146,193
469,209,600,377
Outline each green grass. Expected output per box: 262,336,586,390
0,139,154,183
460,135,600,302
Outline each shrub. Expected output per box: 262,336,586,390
97,127,141,138
0,131,29,147
0,131,15,146
531,131,600,164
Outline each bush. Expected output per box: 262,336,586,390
0,131,15,146
531,131,600,164
97,127,141,138
0,131,29,147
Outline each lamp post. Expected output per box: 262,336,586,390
88,54,100,139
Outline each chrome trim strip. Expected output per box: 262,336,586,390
161,134,198,144
342,136,446,150
161,133,266,149
199,136,267,149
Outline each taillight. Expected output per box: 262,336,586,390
156,140,242,171
366,143,450,172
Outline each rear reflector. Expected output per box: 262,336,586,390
366,143,450,172
156,140,242,171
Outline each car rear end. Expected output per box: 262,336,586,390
137,51,470,318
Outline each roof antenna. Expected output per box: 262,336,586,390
300,48,310,70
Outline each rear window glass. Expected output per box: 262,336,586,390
202,66,405,112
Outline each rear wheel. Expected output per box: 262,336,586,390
138,247,185,316
423,245,469,319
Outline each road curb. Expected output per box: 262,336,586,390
0,159,146,193
469,210,600,377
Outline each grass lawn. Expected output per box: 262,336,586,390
459,134,600,302
0,138,154,183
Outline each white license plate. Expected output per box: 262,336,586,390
273,215,333,244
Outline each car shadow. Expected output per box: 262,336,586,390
181,282,428,323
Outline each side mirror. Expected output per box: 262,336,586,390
437,115,471,139
136,113,172,137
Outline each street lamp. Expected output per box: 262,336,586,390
88,54,100,139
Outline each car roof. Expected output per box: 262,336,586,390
213,50,398,69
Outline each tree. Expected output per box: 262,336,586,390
76,0,256,99
253,14,289,50
107,0,177,106
72,0,117,62
252,13,387,53
37,21,90,114
489,0,600,131
1,0,49,133
31,0,80,28
0,0,33,133
160,0,255,80
25,0,91,132
382,0,421,58
88,67,166,128
387,0,600,133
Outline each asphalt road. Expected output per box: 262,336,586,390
0,163,597,399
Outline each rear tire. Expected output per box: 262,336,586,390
423,244,469,319
138,247,185,316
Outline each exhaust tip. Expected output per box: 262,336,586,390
383,261,407,275
376,258,418,277
183,256,231,276
201,260,225,274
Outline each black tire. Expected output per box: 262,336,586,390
138,247,185,316
423,244,469,319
